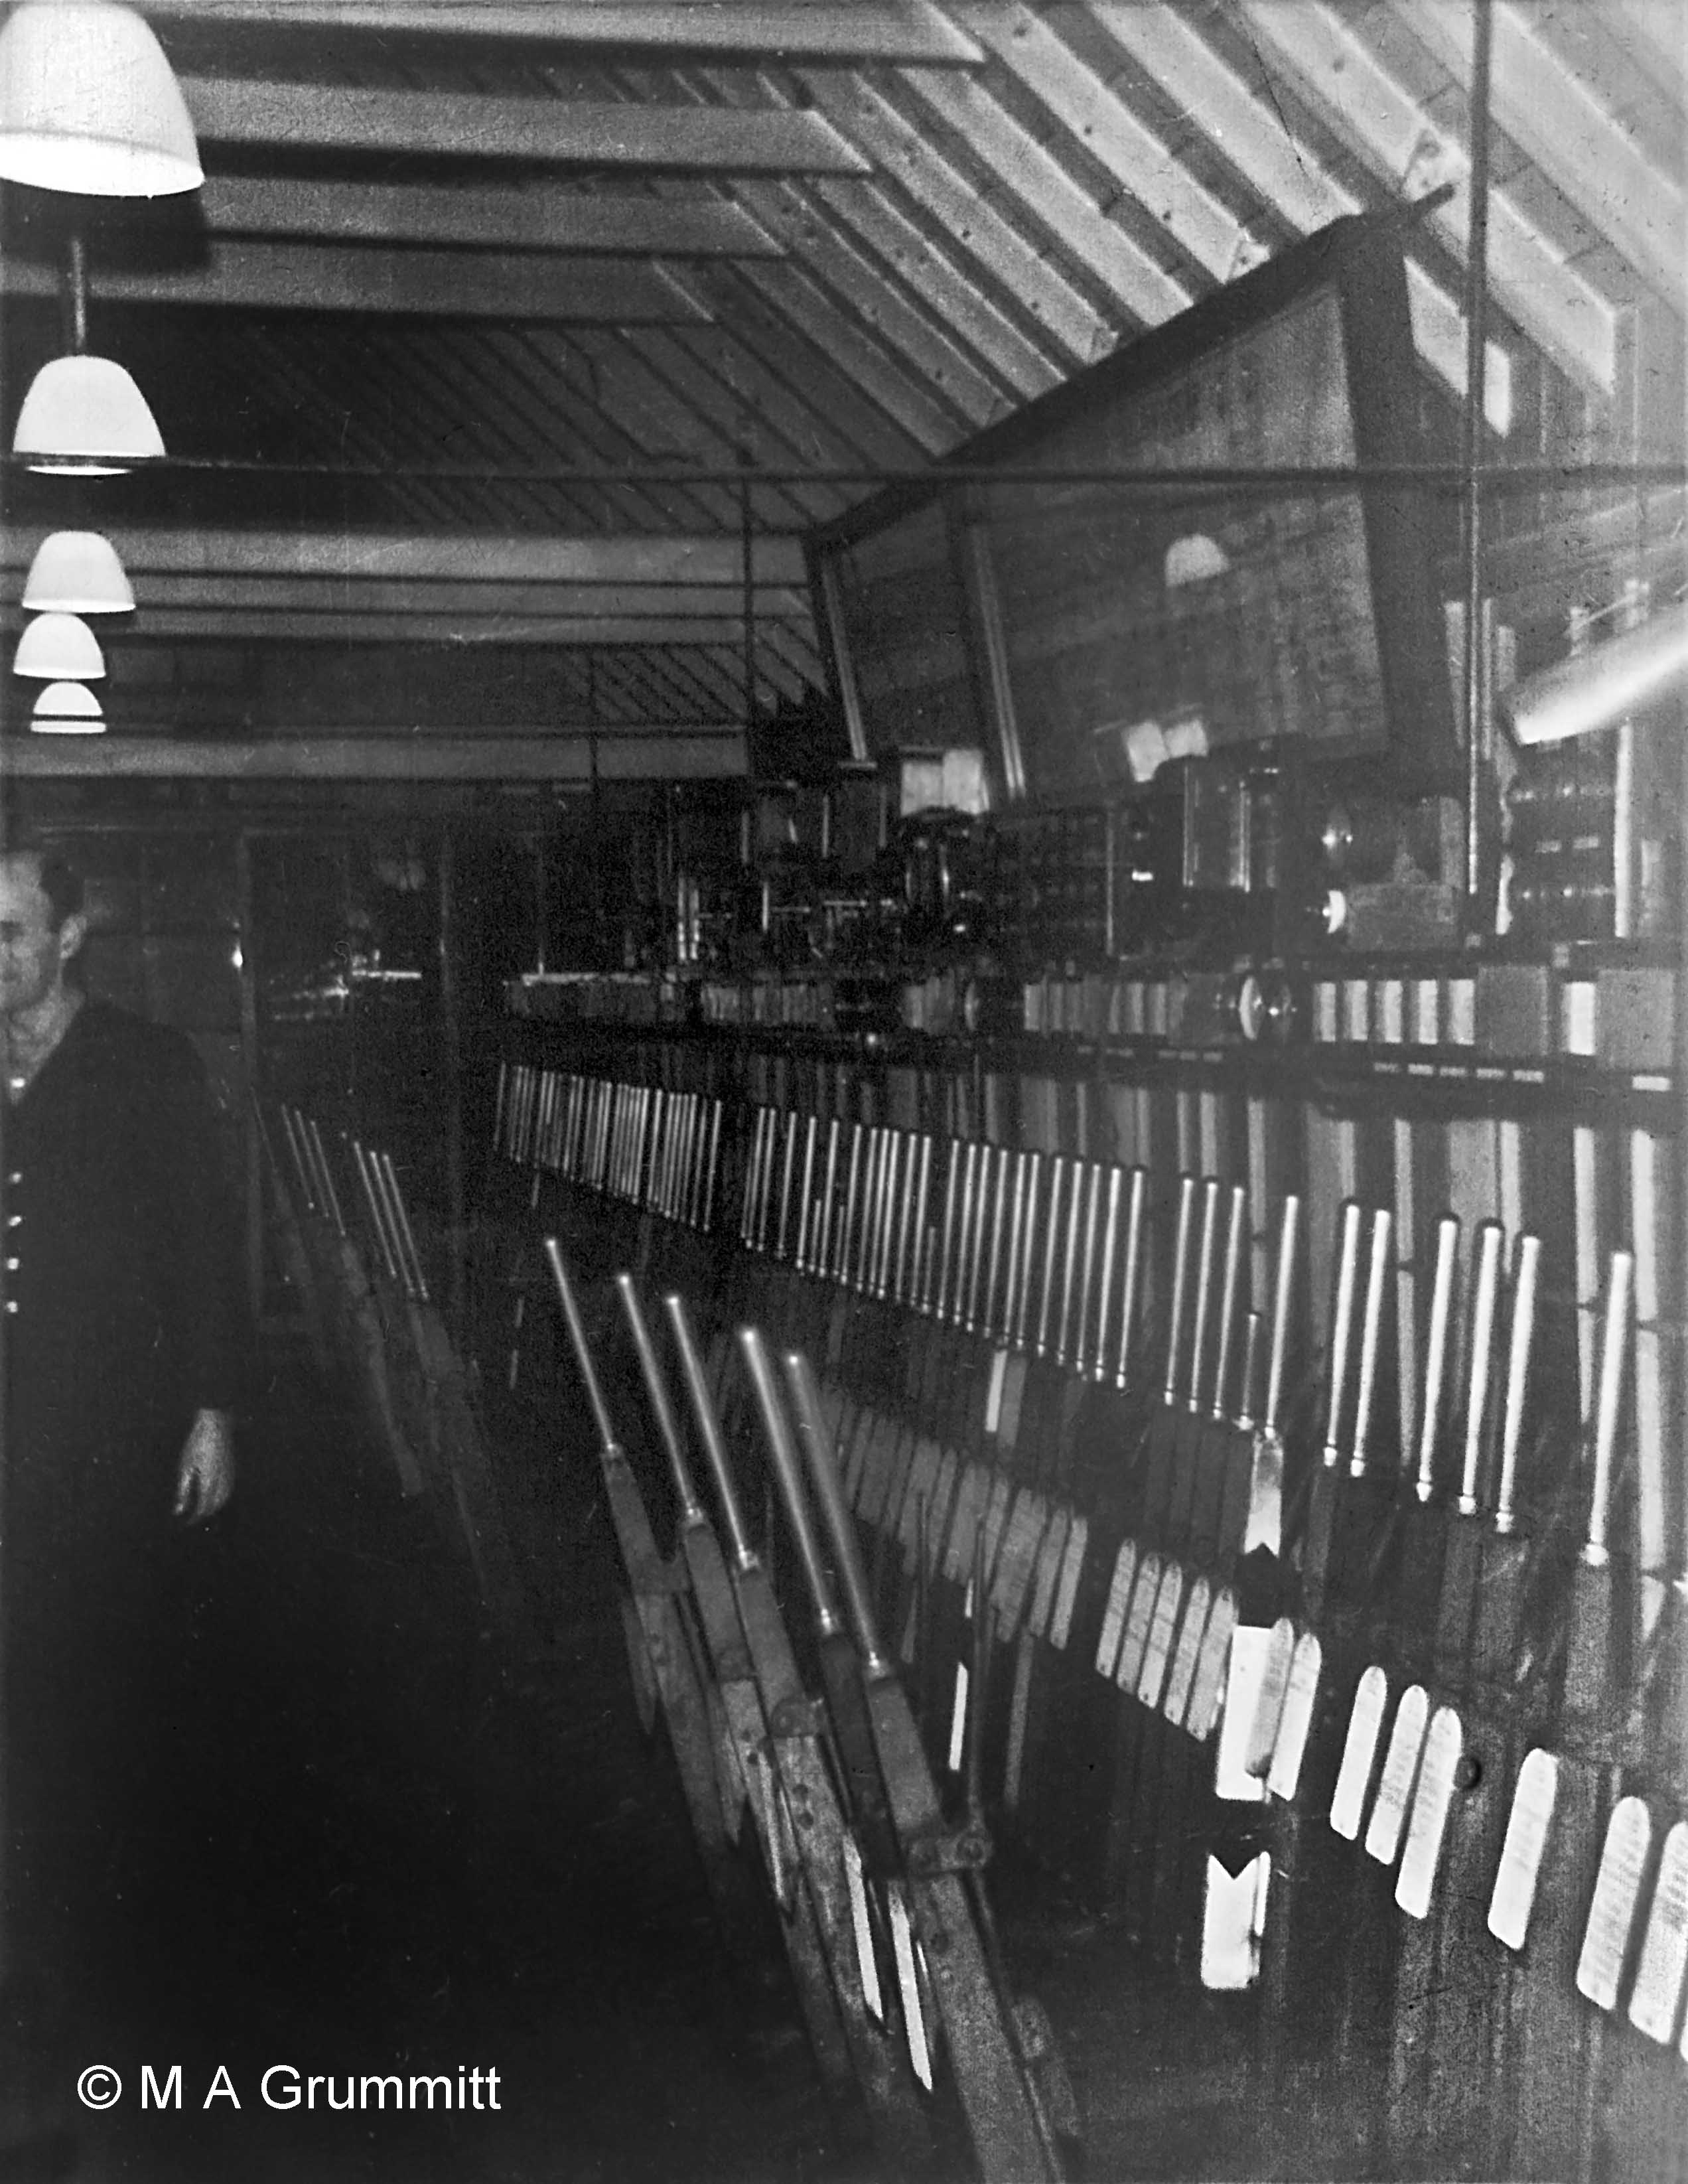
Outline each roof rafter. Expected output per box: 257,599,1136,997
1231,0,1618,400
196,175,784,258
1397,0,1685,305
665,254,962,454
681,64,1052,403
343,329,577,536
797,69,1111,369
214,321,464,530
5,734,751,783
477,327,728,534
5,243,707,323
780,170,1062,403
1086,2,1513,429
654,65,1023,430
694,177,1019,430
700,66,1066,402
19,610,802,646
1,532,809,586
51,577,809,619
899,66,1192,334
180,75,869,173
409,326,676,534
151,3,983,67
957,2,1270,283
564,326,836,530
654,302,924,479
1608,0,1688,89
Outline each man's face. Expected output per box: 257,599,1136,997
0,855,78,1021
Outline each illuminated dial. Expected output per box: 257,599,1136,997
1235,969,1297,1044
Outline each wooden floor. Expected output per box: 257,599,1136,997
0,1349,849,2183
0,1338,1328,2184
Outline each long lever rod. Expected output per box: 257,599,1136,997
616,1274,705,1527
666,1293,756,1571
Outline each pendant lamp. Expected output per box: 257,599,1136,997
13,354,165,474
22,530,135,614
13,613,106,681
0,0,202,197
31,682,106,733
12,236,165,474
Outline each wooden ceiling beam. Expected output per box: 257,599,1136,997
681,62,1063,407
467,328,731,536
3,242,707,323
3,577,811,620
756,617,825,685
899,66,1191,331
1398,0,1685,307
697,636,805,706
0,531,809,587
796,70,1113,369
4,733,751,782
214,317,466,530
151,3,982,66
666,256,959,453
957,3,1269,283
198,176,784,258
1608,0,1688,90
564,327,841,530
1233,1,1618,400
1085,3,1513,430
181,76,869,173
33,611,802,644
691,174,1017,431
627,340,853,527
693,67,1064,403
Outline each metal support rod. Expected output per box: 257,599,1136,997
740,455,756,733
1462,0,1496,916
438,829,466,1340
1679,729,1688,1573
5,449,1677,490
66,232,89,354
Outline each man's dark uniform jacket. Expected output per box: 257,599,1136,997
0,1000,244,1979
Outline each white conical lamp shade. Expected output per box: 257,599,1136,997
12,352,165,474
0,0,202,196
14,613,106,680
31,681,106,733
23,530,135,614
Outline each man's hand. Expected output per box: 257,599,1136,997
175,1408,235,1523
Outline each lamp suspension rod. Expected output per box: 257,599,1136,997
66,232,89,355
